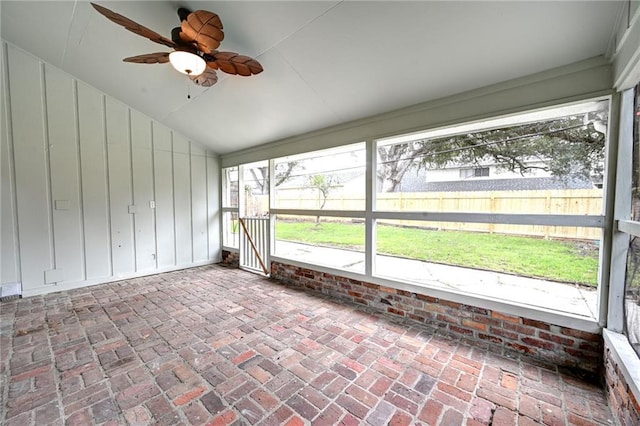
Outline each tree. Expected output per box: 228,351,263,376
377,112,607,192
247,161,301,194
378,143,420,193
306,174,340,223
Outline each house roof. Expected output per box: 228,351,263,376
0,1,623,155
400,174,595,193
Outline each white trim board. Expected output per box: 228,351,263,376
603,329,640,409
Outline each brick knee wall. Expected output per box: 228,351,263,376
221,250,239,268
271,261,603,373
604,343,640,425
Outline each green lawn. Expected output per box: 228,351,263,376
275,220,599,286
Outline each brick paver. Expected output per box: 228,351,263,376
0,265,615,425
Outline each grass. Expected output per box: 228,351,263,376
275,220,600,286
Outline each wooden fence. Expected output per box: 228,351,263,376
260,188,604,240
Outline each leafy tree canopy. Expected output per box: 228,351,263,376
377,112,607,192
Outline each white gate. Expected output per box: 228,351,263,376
239,217,270,275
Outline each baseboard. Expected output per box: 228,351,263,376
0,282,22,301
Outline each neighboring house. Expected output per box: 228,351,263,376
398,162,596,193
424,159,551,183
273,160,596,199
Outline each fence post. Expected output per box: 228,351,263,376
545,191,552,239
438,194,443,231
489,193,496,234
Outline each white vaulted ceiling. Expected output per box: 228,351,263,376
1,1,624,154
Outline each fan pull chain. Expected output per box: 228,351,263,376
186,76,191,99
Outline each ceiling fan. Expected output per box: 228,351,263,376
91,2,263,88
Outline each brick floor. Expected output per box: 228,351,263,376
0,265,615,425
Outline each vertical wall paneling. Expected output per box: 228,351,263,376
152,122,176,268
191,142,208,262
131,110,156,272
1,43,20,285
207,152,221,261
106,98,135,276
44,65,84,284
6,46,53,292
173,134,193,265
3,43,221,296
77,82,111,280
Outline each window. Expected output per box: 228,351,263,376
222,167,239,248
274,214,365,273
625,241,640,356
232,98,611,320
222,167,239,208
242,161,269,217
624,85,640,357
460,167,490,178
271,143,366,273
374,219,599,316
474,167,490,177
273,143,366,211
374,99,608,318
376,101,606,216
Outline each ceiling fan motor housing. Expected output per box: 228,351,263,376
180,10,225,53
177,7,191,22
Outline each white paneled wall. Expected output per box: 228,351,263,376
0,43,221,297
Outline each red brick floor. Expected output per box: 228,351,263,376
1,265,614,425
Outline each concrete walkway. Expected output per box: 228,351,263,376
274,241,598,319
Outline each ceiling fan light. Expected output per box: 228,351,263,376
169,51,206,76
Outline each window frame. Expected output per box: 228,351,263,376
370,99,611,324
224,97,615,332
609,89,634,333
603,84,640,404
221,166,239,250
609,86,640,357
474,167,490,177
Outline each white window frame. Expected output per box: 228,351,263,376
221,166,239,251
605,87,640,403
369,102,611,328
241,97,613,332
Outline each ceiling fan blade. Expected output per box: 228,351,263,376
123,52,170,64
91,3,176,49
190,67,218,87
207,52,263,77
180,10,224,53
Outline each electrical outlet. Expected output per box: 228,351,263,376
149,200,156,209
